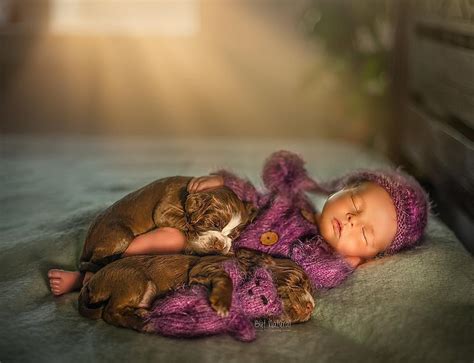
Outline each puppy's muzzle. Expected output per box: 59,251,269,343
190,231,232,254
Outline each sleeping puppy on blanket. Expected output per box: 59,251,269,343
79,176,256,273
78,248,315,332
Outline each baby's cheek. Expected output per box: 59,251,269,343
318,218,334,243
338,238,365,256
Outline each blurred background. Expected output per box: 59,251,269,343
0,0,472,250
0,0,397,150
1,3,474,361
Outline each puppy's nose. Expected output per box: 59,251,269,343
306,301,314,313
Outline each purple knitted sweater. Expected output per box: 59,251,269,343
213,151,354,290
145,151,354,341
145,259,282,342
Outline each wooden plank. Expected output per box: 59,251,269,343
406,1,474,128
393,0,474,253
407,24,474,128
412,0,474,28
401,101,474,217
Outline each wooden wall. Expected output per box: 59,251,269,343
390,0,474,252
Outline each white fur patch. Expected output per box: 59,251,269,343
192,230,231,254
190,214,242,255
222,213,242,237
306,291,315,309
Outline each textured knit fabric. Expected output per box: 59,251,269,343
213,150,355,290
145,259,283,342
146,150,429,341
144,151,354,342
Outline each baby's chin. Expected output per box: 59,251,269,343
320,232,353,258
320,238,362,267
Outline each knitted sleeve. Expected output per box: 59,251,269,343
290,236,355,290
211,169,262,207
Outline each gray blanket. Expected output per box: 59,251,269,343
1,135,472,362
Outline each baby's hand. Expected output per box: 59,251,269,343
187,175,224,193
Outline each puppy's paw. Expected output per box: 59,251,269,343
210,238,226,252
141,322,155,334
190,233,231,255
206,236,232,255
209,291,231,318
134,308,150,319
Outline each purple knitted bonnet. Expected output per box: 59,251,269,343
318,168,430,255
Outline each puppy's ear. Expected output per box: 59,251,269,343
301,209,317,225
185,192,212,225
243,202,258,223
236,248,275,273
235,248,259,261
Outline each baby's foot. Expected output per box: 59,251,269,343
48,269,84,296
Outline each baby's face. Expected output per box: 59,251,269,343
317,181,397,259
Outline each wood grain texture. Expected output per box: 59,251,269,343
408,11,474,128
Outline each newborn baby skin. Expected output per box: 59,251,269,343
49,227,187,296
315,180,398,267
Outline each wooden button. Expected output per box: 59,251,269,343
260,231,279,246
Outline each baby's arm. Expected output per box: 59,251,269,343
49,227,185,296
122,227,186,257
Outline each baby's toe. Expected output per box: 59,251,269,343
49,277,62,287
51,287,62,296
50,283,65,296
48,269,64,279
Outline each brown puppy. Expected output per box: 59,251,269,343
78,249,315,331
234,249,315,323
79,176,256,273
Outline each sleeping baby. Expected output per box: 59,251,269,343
188,150,431,290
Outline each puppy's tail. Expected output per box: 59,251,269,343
78,284,109,320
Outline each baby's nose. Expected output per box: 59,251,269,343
347,213,362,226
306,301,314,313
